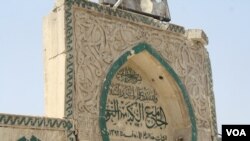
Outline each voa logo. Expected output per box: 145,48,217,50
226,129,246,136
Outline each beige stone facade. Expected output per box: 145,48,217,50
0,1,218,141
43,2,67,118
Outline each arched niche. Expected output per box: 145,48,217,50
99,43,197,141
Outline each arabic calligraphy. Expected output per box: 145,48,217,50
116,67,142,84
110,82,158,103
106,100,168,129
108,129,167,141
106,66,169,140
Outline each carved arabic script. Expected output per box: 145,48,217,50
106,100,167,129
108,129,167,141
106,66,168,140
116,67,142,84
110,83,158,103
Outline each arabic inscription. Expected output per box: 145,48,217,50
106,66,168,141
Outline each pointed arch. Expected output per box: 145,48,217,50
99,43,197,141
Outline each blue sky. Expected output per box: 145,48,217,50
0,0,249,134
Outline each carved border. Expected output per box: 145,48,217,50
0,113,71,130
65,0,75,119
0,114,75,140
99,43,197,141
206,52,218,138
65,1,77,141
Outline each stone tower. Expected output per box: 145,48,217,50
0,0,218,141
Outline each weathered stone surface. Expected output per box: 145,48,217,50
0,1,218,141
62,1,218,141
43,4,66,118
186,29,209,45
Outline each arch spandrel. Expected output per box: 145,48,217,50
100,43,197,141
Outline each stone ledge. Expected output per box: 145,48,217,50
186,29,209,45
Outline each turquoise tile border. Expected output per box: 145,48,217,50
99,43,197,141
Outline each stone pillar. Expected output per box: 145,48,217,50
186,29,218,141
43,2,66,118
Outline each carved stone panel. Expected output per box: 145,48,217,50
66,1,218,141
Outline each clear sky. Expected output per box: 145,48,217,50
0,0,249,134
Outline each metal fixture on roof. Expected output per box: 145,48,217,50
100,0,171,22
